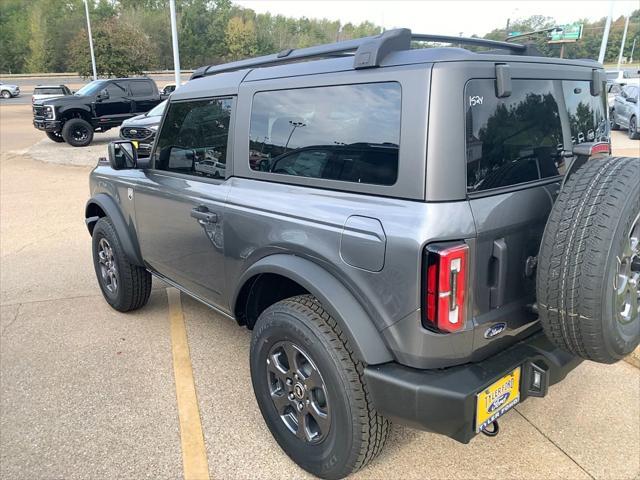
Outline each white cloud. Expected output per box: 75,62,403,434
235,0,638,37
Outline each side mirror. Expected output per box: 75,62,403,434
108,140,138,170
98,88,109,100
627,96,637,104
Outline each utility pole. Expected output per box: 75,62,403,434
630,37,637,63
598,0,614,64
617,15,630,70
169,0,181,89
83,0,97,80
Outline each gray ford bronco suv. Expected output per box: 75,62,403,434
85,29,639,479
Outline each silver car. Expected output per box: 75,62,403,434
0,82,20,99
611,83,640,139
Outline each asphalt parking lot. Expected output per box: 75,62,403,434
0,90,639,480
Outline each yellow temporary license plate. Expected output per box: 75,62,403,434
475,366,521,432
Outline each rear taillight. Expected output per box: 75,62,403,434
424,243,468,333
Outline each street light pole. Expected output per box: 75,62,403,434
83,0,97,80
617,15,630,70
598,0,614,64
169,0,181,89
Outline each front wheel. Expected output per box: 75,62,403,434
45,131,65,143
62,118,94,147
92,217,152,312
250,295,389,479
1,90,11,99
610,109,619,130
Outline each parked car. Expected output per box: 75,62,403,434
0,81,20,99
607,81,623,108
33,78,166,147
85,30,639,479
611,83,640,139
606,68,640,83
32,84,72,103
119,100,167,157
162,84,176,95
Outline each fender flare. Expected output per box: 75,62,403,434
232,254,394,365
85,193,144,266
58,105,92,120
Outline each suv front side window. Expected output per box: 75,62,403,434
249,82,401,186
153,98,232,178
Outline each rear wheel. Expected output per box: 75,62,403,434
62,118,94,147
537,157,640,363
45,131,65,143
629,116,639,140
250,295,389,479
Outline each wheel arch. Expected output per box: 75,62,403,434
59,106,92,123
85,193,144,266
232,254,394,365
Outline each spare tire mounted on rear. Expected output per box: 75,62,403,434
537,156,639,364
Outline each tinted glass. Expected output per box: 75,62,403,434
249,82,401,186
105,82,127,97
154,98,232,178
147,99,167,116
130,81,154,96
465,79,565,193
562,80,609,144
34,87,64,95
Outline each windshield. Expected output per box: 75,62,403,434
74,80,106,96
147,100,167,117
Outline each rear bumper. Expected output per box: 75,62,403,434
364,331,581,443
33,119,61,132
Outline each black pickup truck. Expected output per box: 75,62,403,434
33,78,166,147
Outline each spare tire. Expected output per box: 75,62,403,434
537,156,639,364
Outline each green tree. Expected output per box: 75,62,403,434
70,17,153,77
225,16,258,60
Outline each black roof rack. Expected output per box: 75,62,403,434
191,28,535,80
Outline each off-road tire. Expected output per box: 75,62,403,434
62,118,94,147
537,157,640,363
250,295,389,479
629,116,639,140
92,217,152,312
45,131,65,143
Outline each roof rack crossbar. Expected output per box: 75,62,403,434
411,33,527,52
191,28,412,79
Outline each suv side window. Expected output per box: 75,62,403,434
130,81,154,96
249,82,401,186
105,82,127,98
465,79,564,193
153,98,232,177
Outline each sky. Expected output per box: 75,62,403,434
235,0,639,37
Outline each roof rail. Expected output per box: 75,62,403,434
190,28,537,80
411,33,527,53
191,28,411,79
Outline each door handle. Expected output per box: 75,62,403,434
190,206,218,224
489,238,508,309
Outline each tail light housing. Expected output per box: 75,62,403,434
424,242,468,333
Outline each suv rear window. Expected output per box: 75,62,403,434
465,79,608,193
249,82,401,186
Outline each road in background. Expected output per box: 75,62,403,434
0,86,638,480
0,73,192,105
